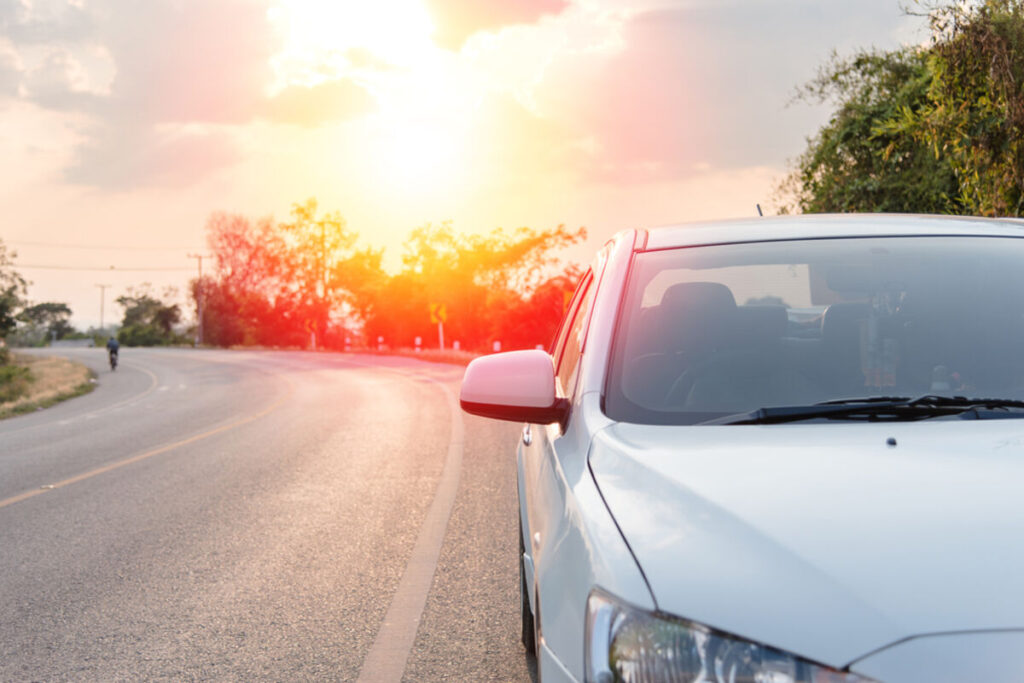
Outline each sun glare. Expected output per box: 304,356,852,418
268,0,490,199
369,115,467,196
271,0,436,76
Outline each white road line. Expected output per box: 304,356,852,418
356,373,465,683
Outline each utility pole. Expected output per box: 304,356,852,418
187,253,204,346
95,284,110,331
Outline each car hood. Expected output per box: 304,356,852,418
850,630,1024,682
589,419,1024,668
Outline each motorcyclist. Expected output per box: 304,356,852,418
106,336,120,369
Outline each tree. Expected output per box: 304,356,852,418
280,198,358,341
0,240,26,342
780,0,1024,217
918,0,1024,215
117,286,183,346
18,302,74,342
493,265,583,350
199,201,361,349
779,48,961,214
201,212,295,346
358,222,586,351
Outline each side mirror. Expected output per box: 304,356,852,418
460,349,569,424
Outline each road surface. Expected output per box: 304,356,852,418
0,348,534,681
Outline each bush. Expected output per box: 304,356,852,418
0,363,32,403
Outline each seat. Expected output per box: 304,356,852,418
675,304,825,412
817,302,870,395
623,282,738,409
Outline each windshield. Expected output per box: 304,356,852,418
605,235,1024,425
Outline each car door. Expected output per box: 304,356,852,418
517,260,601,656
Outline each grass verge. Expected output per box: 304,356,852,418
0,353,96,419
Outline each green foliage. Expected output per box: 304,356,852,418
0,240,27,339
116,286,184,346
919,0,1024,215
781,0,1024,217
780,48,961,214
15,302,75,345
0,363,32,403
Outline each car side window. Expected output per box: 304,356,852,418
556,272,595,399
550,272,590,356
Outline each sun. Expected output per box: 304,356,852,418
267,0,483,197
372,117,468,195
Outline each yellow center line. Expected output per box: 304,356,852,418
0,378,293,511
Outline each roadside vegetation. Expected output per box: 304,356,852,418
0,353,94,419
779,0,1024,216
0,353,32,403
192,200,584,353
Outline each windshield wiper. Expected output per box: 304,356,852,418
703,395,1024,425
820,394,1024,409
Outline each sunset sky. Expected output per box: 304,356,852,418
1,0,927,328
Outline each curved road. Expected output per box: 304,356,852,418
0,348,534,681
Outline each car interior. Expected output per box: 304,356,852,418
615,255,1024,421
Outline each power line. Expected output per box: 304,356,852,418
6,240,207,251
14,263,196,272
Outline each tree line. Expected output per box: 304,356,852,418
193,199,585,352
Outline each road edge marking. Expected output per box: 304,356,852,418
356,373,465,683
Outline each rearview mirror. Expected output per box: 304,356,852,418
460,350,569,424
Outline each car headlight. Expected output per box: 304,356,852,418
585,589,875,683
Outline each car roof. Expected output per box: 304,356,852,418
641,213,1024,251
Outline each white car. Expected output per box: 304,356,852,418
460,215,1024,683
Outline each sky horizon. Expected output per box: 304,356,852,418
1,0,928,329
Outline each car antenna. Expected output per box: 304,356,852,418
756,203,764,217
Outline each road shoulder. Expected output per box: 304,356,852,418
0,352,96,419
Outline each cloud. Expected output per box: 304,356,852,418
2,1,386,188
96,0,278,126
345,47,398,72
424,0,570,50
0,43,19,98
0,0,94,45
531,0,925,183
263,79,375,127
22,47,100,109
63,122,240,189
8,0,283,188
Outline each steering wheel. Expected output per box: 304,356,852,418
663,348,827,411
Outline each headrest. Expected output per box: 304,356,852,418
656,282,738,353
822,302,869,346
736,305,788,341
660,281,737,313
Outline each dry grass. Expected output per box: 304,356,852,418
0,353,96,418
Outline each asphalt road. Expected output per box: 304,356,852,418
0,348,535,682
